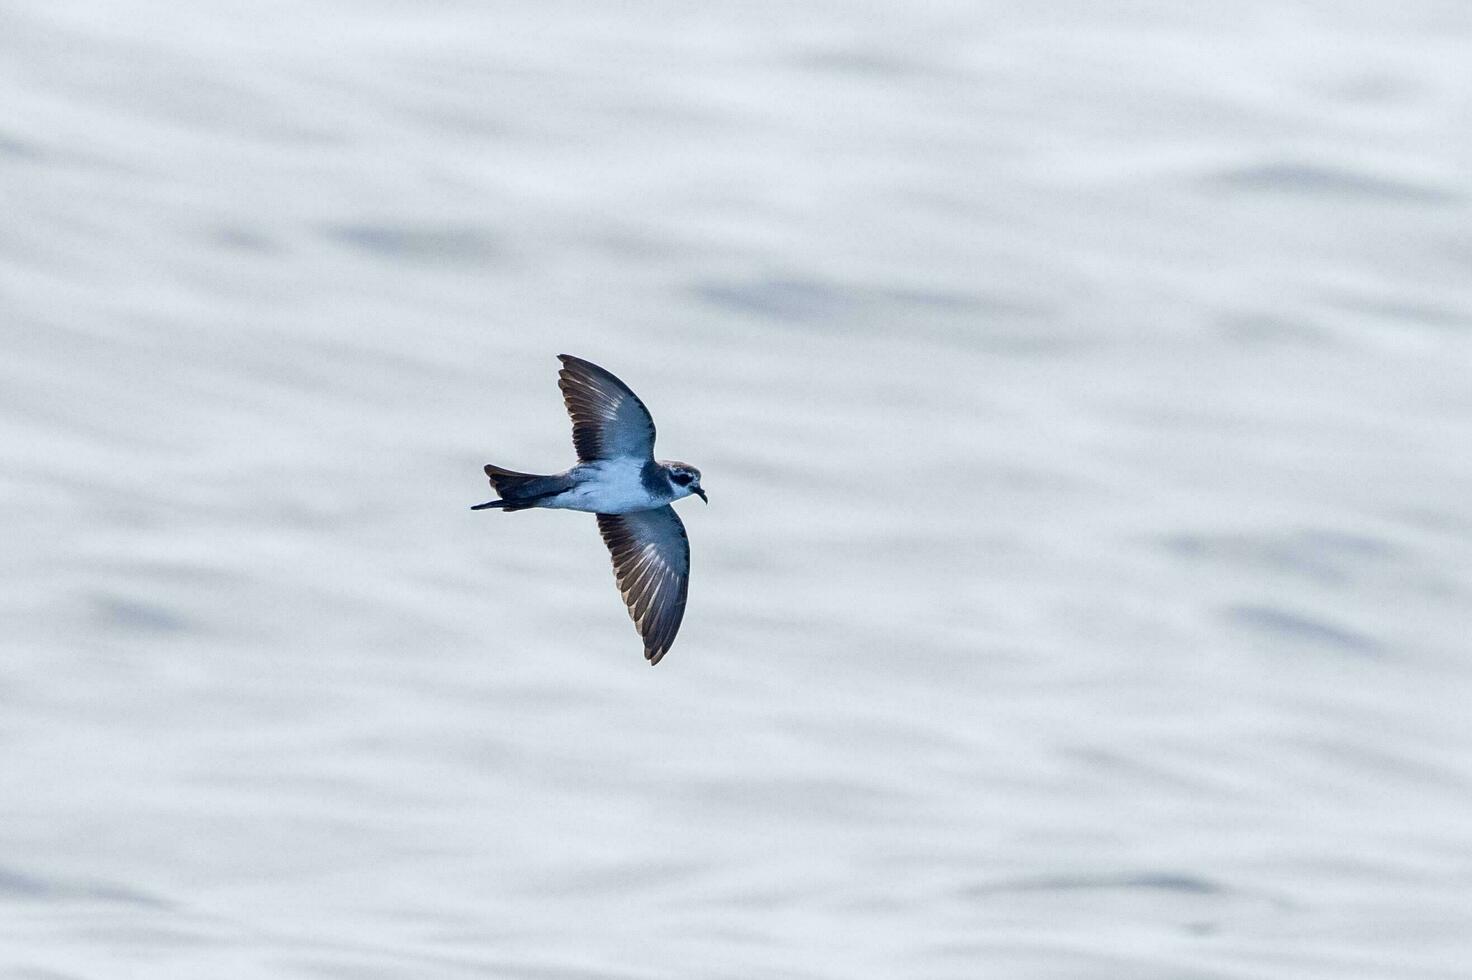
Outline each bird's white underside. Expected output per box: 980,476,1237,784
541,457,664,514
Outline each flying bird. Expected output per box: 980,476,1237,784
473,355,706,664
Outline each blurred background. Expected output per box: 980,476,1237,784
3,1,1471,977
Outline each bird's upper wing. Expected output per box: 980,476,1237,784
557,354,657,462
596,506,689,664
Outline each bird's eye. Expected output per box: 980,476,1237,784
671,472,692,486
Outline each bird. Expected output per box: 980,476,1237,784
472,354,706,665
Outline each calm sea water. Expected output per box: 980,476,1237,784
3,2,1471,977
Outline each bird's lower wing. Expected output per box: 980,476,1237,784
595,506,689,664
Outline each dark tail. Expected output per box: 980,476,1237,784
473,464,569,512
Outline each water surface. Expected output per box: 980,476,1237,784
2,1,1471,977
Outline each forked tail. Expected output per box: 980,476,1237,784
472,464,568,512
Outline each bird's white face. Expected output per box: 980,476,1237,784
663,463,707,503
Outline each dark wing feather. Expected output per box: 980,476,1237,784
596,507,689,664
557,354,657,462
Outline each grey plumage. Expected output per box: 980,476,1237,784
557,355,657,462
474,465,573,511
639,458,668,498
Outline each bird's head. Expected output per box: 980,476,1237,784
661,461,707,503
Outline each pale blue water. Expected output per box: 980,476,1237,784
3,2,1471,977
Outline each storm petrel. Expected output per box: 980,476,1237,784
473,355,706,664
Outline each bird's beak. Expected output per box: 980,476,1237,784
694,486,708,503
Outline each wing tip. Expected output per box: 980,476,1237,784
556,354,588,392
